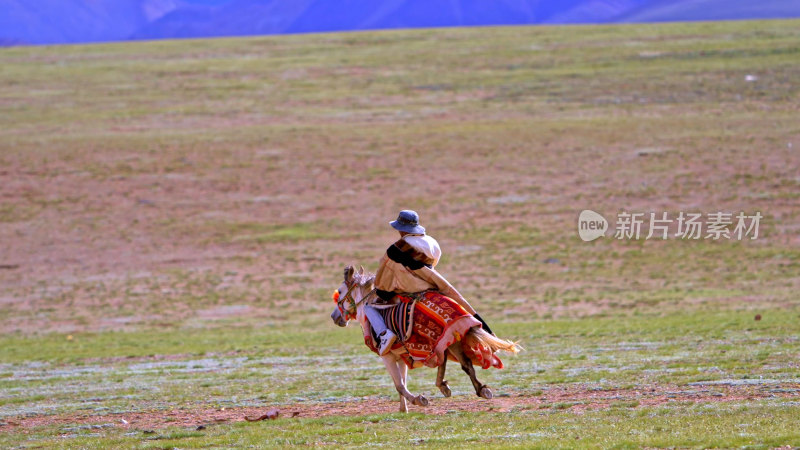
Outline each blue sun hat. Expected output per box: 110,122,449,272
390,210,425,234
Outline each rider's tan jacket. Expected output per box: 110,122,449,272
374,233,476,314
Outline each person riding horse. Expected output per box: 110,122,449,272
364,210,495,355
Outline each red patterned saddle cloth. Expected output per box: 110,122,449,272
362,290,482,369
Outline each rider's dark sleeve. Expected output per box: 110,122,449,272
376,289,395,301
473,313,495,336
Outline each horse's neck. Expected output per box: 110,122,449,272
354,288,373,329
355,285,374,306
354,298,371,336
354,288,371,314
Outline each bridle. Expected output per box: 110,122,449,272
335,279,375,321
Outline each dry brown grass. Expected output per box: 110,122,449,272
1,20,798,334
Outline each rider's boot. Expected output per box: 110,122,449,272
378,330,397,355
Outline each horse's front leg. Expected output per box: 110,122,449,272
397,360,409,413
436,351,451,397
381,355,428,410
398,390,408,413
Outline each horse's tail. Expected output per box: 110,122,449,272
465,327,522,355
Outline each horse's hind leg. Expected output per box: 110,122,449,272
436,353,451,397
449,344,493,399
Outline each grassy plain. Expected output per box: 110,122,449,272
1,19,799,448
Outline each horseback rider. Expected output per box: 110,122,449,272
364,210,495,355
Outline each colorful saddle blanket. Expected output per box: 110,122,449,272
362,290,482,369
372,301,415,342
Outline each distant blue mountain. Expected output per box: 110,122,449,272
616,0,800,22
0,0,180,44
130,0,652,39
1,0,799,45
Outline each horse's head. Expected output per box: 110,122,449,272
330,265,374,328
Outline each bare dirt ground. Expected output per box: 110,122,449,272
2,384,795,433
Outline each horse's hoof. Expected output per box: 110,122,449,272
479,386,494,400
412,395,429,407
438,382,452,398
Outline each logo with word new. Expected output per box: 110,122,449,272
577,210,762,241
578,210,608,241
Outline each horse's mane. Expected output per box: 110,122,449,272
344,266,375,288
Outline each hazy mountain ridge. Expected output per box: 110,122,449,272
0,0,183,44
132,0,649,38
2,0,799,45
616,0,800,22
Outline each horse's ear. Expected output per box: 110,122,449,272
358,265,365,275
344,265,355,282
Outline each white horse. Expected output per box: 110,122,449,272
331,265,520,412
